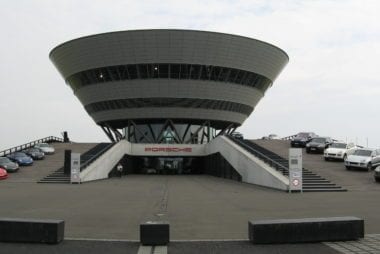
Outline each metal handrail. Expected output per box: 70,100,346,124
227,136,289,174
0,136,64,157
80,143,115,171
281,134,297,140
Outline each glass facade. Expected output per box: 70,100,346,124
123,122,217,144
66,63,272,93
85,97,253,115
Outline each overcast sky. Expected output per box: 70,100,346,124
1,0,379,150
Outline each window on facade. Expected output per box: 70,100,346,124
67,63,272,93
85,97,253,116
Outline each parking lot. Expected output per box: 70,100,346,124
255,139,380,191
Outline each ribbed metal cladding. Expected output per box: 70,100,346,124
50,29,288,131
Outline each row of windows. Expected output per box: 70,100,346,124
85,98,253,115
66,63,272,92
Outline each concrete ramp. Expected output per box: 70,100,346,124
205,136,289,191
80,140,130,182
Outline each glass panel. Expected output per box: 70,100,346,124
151,64,159,78
180,64,190,79
127,65,138,79
118,66,129,80
227,69,238,83
190,65,201,79
170,64,180,79
158,64,168,78
137,64,148,79
67,63,272,94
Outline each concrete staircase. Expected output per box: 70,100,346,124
38,143,114,183
228,136,346,192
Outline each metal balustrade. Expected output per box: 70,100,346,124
0,136,64,157
226,135,288,174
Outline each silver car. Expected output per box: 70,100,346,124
370,149,380,169
345,148,375,171
34,143,55,155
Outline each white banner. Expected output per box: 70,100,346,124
71,153,81,184
289,148,303,192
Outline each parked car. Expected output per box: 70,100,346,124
370,149,380,169
34,143,55,154
374,166,380,182
231,132,244,140
324,142,357,161
262,134,280,140
305,137,333,153
345,148,375,171
7,152,33,166
23,147,45,160
0,157,19,172
291,132,317,147
268,134,280,140
0,167,8,180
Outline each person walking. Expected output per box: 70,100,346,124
117,163,123,178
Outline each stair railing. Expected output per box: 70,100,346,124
0,136,64,157
227,136,289,174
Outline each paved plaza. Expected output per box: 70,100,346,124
1,141,380,253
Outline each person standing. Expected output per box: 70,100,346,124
117,163,123,177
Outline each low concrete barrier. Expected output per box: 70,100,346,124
249,217,364,244
140,221,169,245
0,218,64,244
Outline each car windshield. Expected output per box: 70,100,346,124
39,144,49,147
353,150,372,156
311,138,326,143
14,152,26,157
29,148,39,152
0,157,11,163
330,143,347,148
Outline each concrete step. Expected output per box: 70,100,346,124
43,177,70,180
303,183,336,186
38,180,70,183
303,185,342,189
303,188,347,192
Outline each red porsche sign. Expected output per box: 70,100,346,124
144,147,192,152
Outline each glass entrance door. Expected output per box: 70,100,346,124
158,157,183,174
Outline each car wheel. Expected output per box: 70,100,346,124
306,149,310,154
376,178,380,183
367,163,372,171
346,166,351,170
324,157,328,161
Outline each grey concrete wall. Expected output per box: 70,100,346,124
50,30,288,128
80,141,130,182
206,136,289,190
50,29,289,81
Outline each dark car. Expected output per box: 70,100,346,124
291,132,317,147
305,137,333,154
23,147,45,160
374,166,380,182
370,149,380,169
231,132,244,140
0,157,19,172
7,152,33,166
